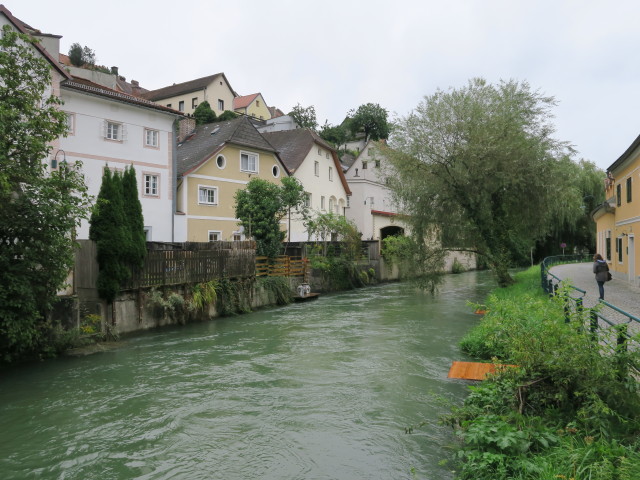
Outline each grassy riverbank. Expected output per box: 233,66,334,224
447,266,640,480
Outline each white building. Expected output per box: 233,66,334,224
262,129,351,241
59,78,183,240
344,140,407,241
0,5,184,242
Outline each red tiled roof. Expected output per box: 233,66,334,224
62,76,184,116
233,93,260,110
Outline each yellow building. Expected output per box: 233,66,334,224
592,134,640,286
233,93,271,120
175,116,290,242
143,73,236,117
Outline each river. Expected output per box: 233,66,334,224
0,271,495,479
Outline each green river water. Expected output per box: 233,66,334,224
0,271,495,480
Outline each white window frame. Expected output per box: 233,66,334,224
198,185,218,205
144,128,159,148
329,166,333,181
304,192,311,208
329,197,335,213
272,165,280,178
178,100,185,112
218,99,224,111
143,173,159,197
232,232,242,241
314,161,319,177
208,230,222,242
65,112,75,135
240,151,258,173
216,155,226,169
104,121,124,142
321,196,326,210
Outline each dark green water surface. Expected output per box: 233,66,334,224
0,271,494,479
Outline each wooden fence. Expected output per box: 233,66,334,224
74,240,256,292
255,256,308,278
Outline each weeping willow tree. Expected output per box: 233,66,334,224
386,78,580,287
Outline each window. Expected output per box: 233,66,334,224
216,155,226,169
617,184,622,206
192,97,198,109
304,192,311,207
144,128,159,148
375,160,381,168
256,100,260,107
314,161,319,176
233,232,242,241
329,166,333,181
178,101,185,112
627,177,632,203
326,152,329,159
272,165,280,178
208,231,221,242
240,152,258,172
362,161,368,169
321,196,325,210
318,148,321,155
65,113,75,135
346,196,350,208
166,103,172,108
617,237,623,263
218,99,224,111
606,231,611,261
198,186,217,205
144,174,159,196
329,197,334,212
105,121,123,141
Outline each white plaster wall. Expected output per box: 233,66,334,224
289,146,349,241
59,89,176,241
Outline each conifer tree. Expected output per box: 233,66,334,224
122,165,146,267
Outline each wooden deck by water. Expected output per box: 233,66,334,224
448,361,516,380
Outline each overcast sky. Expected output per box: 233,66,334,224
8,0,640,170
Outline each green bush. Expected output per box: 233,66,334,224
449,266,640,480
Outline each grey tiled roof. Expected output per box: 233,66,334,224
261,129,335,173
177,116,281,176
143,73,227,101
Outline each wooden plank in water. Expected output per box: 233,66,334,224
448,361,516,380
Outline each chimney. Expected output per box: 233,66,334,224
131,80,139,87
111,66,119,76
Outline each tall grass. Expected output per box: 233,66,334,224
448,266,640,480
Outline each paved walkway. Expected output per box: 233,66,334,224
549,263,640,334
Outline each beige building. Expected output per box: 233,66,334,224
593,133,640,286
175,116,290,242
143,73,236,116
233,93,271,120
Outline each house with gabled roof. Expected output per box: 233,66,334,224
262,129,351,241
233,93,271,120
593,134,640,286
175,116,290,242
1,5,184,243
343,140,408,241
143,73,236,116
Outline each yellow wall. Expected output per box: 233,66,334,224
244,95,271,120
597,147,640,285
159,78,235,117
180,144,286,242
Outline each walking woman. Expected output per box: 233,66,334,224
593,253,609,300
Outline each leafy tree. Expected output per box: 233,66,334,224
289,103,318,130
235,177,307,258
350,102,390,141
216,110,238,122
89,168,130,302
193,100,217,125
121,165,146,267
0,25,90,361
306,212,361,258
68,42,95,67
387,78,575,287
319,121,349,148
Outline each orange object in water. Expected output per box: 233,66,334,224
474,309,488,315
447,361,517,380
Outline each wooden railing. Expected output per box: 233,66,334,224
255,256,308,278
